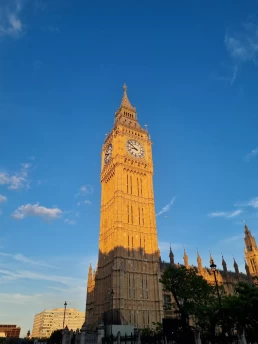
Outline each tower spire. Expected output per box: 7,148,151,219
169,245,174,265
222,255,227,273
197,250,202,272
120,83,135,110
233,257,239,275
183,249,189,269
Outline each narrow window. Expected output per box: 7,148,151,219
140,178,143,196
138,207,141,225
142,208,144,225
131,205,133,224
137,178,139,196
127,175,129,193
127,205,129,223
130,176,133,194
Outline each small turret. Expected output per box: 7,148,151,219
233,258,239,275
197,251,202,272
209,252,214,266
222,255,227,273
169,246,174,266
183,249,189,269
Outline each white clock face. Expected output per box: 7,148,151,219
104,144,112,164
126,140,144,158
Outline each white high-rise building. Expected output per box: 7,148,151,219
31,308,85,338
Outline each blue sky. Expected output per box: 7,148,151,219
0,0,258,336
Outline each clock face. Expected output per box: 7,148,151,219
126,140,144,158
104,144,112,164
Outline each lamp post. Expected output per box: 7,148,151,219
210,259,227,343
110,289,115,337
63,301,67,329
210,260,222,309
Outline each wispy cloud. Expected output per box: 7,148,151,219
235,197,258,209
12,203,62,221
245,147,258,161
0,0,25,38
224,22,258,83
156,196,176,217
0,162,31,190
77,200,92,206
75,184,94,198
208,209,243,219
0,194,7,203
220,234,243,244
0,252,57,269
64,219,76,225
0,269,84,288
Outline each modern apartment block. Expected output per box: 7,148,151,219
0,325,21,338
31,308,85,338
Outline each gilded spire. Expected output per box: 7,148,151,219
197,250,202,271
120,83,135,110
183,249,189,268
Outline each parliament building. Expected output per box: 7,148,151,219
85,86,258,330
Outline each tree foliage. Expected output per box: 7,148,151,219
160,265,218,332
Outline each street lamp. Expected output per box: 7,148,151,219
63,301,67,329
210,259,227,342
210,259,222,309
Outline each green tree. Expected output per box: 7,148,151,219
222,282,258,339
49,329,63,344
160,265,218,334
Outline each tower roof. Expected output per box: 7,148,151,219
120,84,135,111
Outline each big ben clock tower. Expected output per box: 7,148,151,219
86,85,164,329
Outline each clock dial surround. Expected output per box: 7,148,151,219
126,140,144,158
104,144,112,164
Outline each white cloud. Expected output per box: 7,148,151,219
235,197,258,209
77,200,92,206
0,1,24,38
12,203,62,221
0,162,30,190
64,219,76,225
0,269,84,288
208,209,243,219
156,196,176,217
245,147,258,161
0,194,7,203
224,22,258,83
0,252,57,269
75,185,94,198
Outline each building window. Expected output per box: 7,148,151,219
164,295,172,310
127,204,129,223
131,205,133,224
127,174,129,193
130,175,133,194
138,207,141,225
137,178,139,196
142,208,144,225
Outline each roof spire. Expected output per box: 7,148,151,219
120,83,135,110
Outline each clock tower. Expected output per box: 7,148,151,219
86,85,164,329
